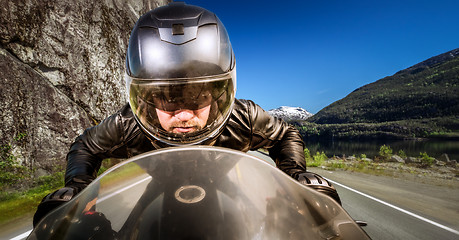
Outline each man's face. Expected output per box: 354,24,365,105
156,105,211,133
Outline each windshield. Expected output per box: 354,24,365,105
29,146,369,240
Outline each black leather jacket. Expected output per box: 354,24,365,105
65,99,306,187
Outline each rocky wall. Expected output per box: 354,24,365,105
0,0,170,175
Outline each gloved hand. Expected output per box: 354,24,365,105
71,210,117,239
297,172,342,205
33,186,79,227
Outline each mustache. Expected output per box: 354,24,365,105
168,119,203,130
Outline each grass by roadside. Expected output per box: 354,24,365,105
2,145,457,226
305,145,459,188
0,160,146,226
0,171,65,225
0,159,118,225
98,161,146,193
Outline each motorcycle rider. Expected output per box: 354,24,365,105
33,2,340,227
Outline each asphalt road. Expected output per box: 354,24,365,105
4,151,459,239
312,168,459,240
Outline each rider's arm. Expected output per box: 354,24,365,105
35,105,151,227
242,99,306,178
65,104,136,188
244,100,341,203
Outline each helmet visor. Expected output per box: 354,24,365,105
127,72,235,145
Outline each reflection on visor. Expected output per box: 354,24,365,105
134,79,228,112
127,73,235,145
152,90,212,112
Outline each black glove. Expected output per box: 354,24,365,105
33,186,79,227
70,211,117,240
297,172,342,205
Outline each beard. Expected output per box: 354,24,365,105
167,118,204,133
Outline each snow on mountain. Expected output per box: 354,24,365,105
268,106,313,121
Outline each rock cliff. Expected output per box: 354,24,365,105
0,0,169,175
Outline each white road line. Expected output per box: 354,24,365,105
97,176,151,203
328,178,459,235
12,176,459,239
11,176,152,240
9,231,32,240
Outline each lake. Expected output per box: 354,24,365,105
304,139,459,161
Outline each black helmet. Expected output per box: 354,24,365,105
125,2,236,146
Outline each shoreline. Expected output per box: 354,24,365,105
313,156,458,188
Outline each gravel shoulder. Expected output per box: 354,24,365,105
310,166,459,228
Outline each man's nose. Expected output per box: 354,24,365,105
174,109,195,121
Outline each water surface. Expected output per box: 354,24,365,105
304,139,459,161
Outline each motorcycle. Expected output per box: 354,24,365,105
29,146,370,239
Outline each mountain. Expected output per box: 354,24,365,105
309,48,459,124
296,48,459,140
268,106,313,121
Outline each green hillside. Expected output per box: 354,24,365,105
297,48,459,140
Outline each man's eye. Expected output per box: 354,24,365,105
163,110,175,115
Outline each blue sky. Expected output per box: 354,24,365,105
180,0,459,113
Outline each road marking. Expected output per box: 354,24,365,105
9,231,32,240
98,176,151,203
328,179,459,235
12,175,459,239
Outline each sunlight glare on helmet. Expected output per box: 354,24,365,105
193,26,219,64
143,40,167,71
